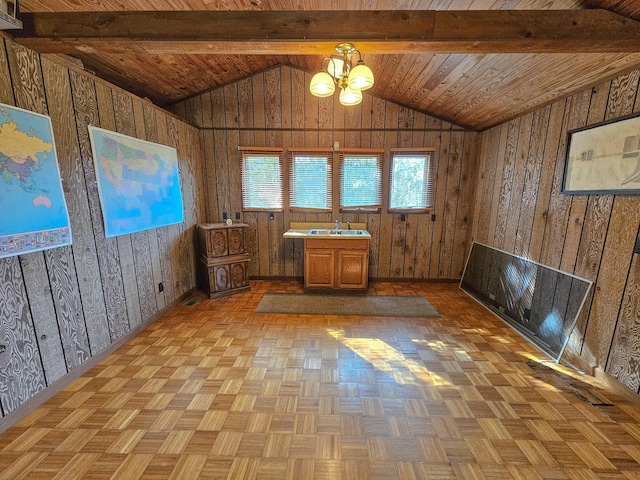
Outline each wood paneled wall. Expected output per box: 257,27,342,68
472,68,640,393
0,36,205,419
173,65,479,281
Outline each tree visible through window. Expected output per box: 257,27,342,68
289,151,332,211
240,149,284,210
389,151,433,211
340,152,382,210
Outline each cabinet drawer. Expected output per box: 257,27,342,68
305,238,369,250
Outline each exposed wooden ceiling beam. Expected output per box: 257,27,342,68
13,9,640,54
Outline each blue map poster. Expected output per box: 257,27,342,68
88,126,184,238
0,103,72,259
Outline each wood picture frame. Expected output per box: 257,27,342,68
562,112,640,195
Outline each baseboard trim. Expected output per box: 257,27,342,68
0,288,197,435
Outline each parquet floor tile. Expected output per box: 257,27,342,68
1,280,640,479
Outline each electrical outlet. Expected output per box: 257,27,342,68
269,212,274,220
635,234,640,254
400,214,406,221
235,212,240,220
431,213,436,222
222,212,227,220
158,282,164,293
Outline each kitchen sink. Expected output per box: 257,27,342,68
308,229,366,236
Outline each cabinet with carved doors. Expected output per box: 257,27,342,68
196,222,250,299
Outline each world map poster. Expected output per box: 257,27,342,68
88,126,184,238
0,103,72,259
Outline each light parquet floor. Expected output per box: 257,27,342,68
2,280,640,479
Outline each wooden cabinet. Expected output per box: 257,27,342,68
197,223,250,299
304,238,369,290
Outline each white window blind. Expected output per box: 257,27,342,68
339,150,383,210
239,147,284,211
389,149,434,211
289,150,332,211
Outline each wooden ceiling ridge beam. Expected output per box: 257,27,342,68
13,9,640,54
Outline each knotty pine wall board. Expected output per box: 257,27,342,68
472,67,640,394
172,65,476,281
0,36,204,418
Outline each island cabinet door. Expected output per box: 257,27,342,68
305,249,335,288
337,250,369,289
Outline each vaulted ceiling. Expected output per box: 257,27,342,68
11,1,640,130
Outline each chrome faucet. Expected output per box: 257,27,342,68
347,221,351,230
334,219,341,230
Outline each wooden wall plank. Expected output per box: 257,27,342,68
492,118,520,251
439,129,463,278
181,123,199,290
140,103,167,310
166,115,192,296
513,105,551,257
503,112,532,252
0,258,46,415
253,72,266,146
452,131,478,279
486,124,509,250
430,125,451,278
111,90,157,324
69,70,129,342
17,256,66,386
473,127,499,245
0,39,15,105
528,99,567,263
42,58,110,356
583,198,640,369
304,71,319,148
155,114,181,301
44,247,91,367
378,101,398,279
94,83,143,328
557,90,592,275
201,93,218,222
607,251,640,391
212,89,230,220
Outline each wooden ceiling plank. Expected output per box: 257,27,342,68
13,10,640,54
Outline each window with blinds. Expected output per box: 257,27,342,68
239,147,284,211
389,149,434,211
289,150,332,211
339,150,383,211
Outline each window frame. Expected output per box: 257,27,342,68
239,146,285,212
387,148,436,213
288,148,334,212
338,148,384,212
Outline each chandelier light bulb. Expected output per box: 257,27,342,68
309,71,335,97
339,86,363,106
348,62,374,91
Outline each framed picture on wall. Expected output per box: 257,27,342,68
562,112,640,194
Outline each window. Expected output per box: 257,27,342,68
289,149,332,211
339,150,383,211
239,147,284,211
389,149,434,211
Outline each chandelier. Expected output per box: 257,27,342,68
309,43,374,106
